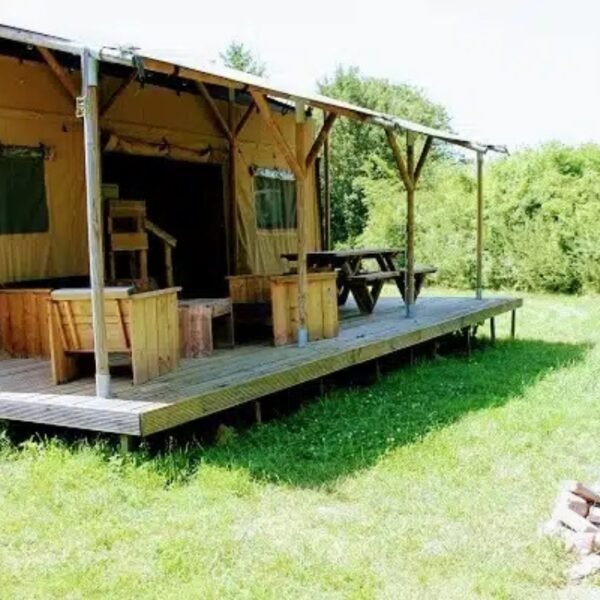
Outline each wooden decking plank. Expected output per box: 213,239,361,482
0,296,522,436
140,297,522,434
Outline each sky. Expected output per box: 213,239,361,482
1,0,598,149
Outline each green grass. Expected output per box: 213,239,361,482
2,291,600,598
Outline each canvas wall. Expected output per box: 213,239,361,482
0,53,321,284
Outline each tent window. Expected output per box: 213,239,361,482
254,170,296,231
0,145,48,234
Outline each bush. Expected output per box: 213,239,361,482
356,143,600,294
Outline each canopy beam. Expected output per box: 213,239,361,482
196,82,234,143
305,112,337,170
37,46,78,102
101,70,137,116
249,89,305,180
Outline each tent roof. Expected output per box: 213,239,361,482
0,22,506,153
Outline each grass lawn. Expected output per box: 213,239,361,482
2,291,600,598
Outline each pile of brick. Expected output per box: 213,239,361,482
541,481,600,580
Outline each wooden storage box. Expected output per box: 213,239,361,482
48,286,181,385
270,272,338,346
0,289,52,358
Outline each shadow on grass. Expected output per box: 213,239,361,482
150,338,588,488
0,338,588,489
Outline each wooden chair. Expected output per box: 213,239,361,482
48,286,181,385
107,200,177,289
107,200,149,288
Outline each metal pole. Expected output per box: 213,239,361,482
476,150,484,299
81,49,110,398
295,100,308,347
405,132,416,317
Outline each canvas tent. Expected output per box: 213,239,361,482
0,40,321,286
0,22,505,398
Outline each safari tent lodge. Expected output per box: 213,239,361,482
0,24,521,445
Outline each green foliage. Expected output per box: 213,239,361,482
317,66,451,245
359,143,600,293
220,41,266,76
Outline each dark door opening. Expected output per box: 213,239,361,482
102,153,227,298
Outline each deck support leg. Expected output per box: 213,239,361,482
490,317,496,345
511,309,516,339
119,434,134,454
409,347,415,366
254,401,262,424
374,359,381,382
464,327,472,356
318,378,326,396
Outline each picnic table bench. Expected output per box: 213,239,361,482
281,249,436,314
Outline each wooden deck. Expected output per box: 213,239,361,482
0,296,522,437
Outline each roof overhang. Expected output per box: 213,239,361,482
0,23,507,154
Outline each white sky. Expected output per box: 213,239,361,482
1,0,598,149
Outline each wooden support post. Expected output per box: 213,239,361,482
228,88,237,274
386,128,426,319
254,400,262,424
405,131,416,317
476,150,484,299
119,434,134,454
465,326,472,356
81,50,110,398
490,317,496,345
511,309,516,339
296,100,309,347
374,359,381,381
324,134,331,250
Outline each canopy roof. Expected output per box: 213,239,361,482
0,22,506,153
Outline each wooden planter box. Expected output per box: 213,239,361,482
49,286,181,385
270,272,339,346
0,289,52,358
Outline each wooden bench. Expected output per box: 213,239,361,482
178,298,234,358
345,265,437,313
270,272,339,346
227,273,340,345
397,265,437,301
48,286,181,385
0,288,52,358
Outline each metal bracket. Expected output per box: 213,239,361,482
75,96,86,119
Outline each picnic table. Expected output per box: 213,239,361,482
281,249,436,314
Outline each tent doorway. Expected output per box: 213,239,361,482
102,153,228,298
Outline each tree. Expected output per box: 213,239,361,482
220,42,266,77
317,66,452,245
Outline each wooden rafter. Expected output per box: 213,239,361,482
305,112,337,170
37,46,78,101
233,101,256,139
101,71,137,116
196,82,233,143
413,136,433,184
385,128,413,191
249,89,305,180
